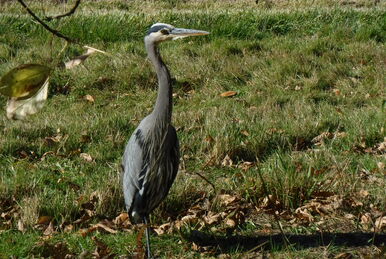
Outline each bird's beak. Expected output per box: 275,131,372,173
170,28,210,40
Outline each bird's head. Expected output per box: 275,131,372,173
145,23,209,44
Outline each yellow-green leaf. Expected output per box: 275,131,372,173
0,64,50,98
6,77,49,120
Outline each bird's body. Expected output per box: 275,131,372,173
122,23,209,257
122,116,179,223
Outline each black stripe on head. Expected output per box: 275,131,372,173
146,24,173,35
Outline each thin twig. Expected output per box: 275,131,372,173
45,0,81,21
57,41,69,58
242,240,268,256
194,171,216,192
16,0,76,43
256,167,291,248
372,211,385,245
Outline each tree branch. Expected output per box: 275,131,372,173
16,0,77,43
195,171,216,193
45,0,81,21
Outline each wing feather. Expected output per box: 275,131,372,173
166,125,180,192
122,128,146,212
122,122,180,221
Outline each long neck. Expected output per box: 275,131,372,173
145,40,172,123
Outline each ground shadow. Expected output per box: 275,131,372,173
186,231,386,252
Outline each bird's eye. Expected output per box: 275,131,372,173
160,29,169,35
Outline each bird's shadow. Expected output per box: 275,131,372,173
184,230,386,253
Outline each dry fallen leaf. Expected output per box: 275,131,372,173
43,221,56,236
360,213,373,230
92,236,113,258
44,135,63,146
240,130,250,136
217,194,237,206
64,224,73,233
238,161,254,171
73,213,92,226
79,227,96,237
80,153,93,162
204,135,215,143
358,189,369,198
78,221,117,237
374,216,386,231
225,218,236,228
175,212,201,230
294,195,343,220
64,46,107,70
349,198,363,208
180,214,198,223
376,137,386,152
37,216,53,225
221,155,233,167
332,88,341,96
191,242,200,251
84,94,95,103
220,91,237,97
113,212,129,226
153,222,172,235
377,162,385,171
295,208,314,222
17,220,25,233
203,211,222,225
312,132,333,144
95,222,117,234
267,128,285,134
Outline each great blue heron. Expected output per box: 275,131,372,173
122,23,209,258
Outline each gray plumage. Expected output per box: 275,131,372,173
121,23,209,258
122,120,179,223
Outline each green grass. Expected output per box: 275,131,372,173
0,0,385,258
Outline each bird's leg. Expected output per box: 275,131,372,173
143,216,152,259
